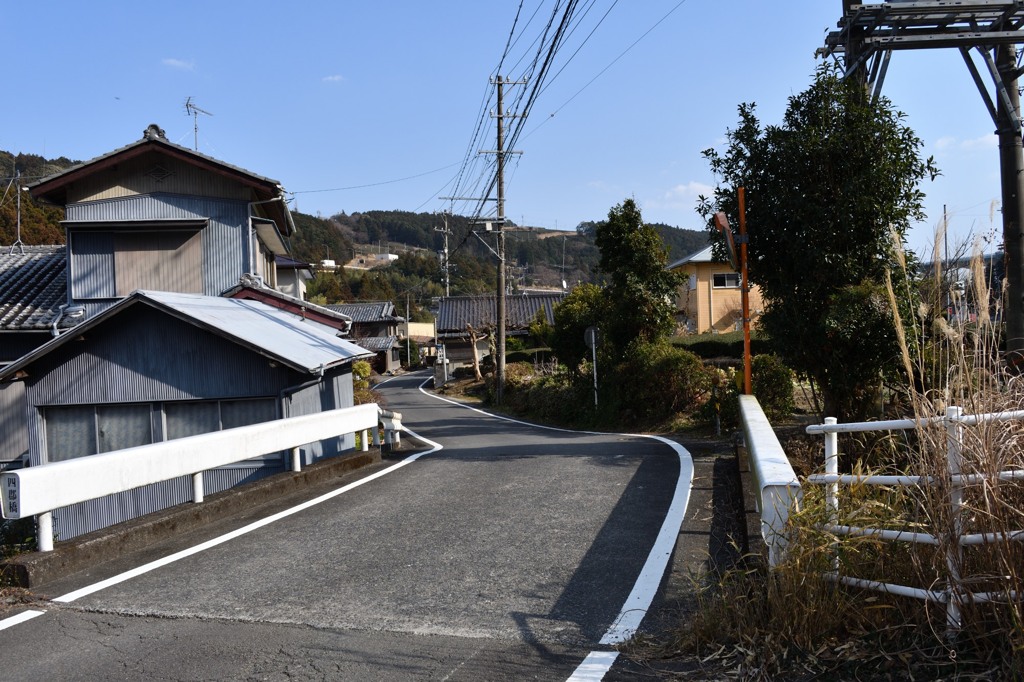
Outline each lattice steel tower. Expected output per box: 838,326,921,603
821,0,1024,364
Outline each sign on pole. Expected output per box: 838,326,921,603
585,326,600,407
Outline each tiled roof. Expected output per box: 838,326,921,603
0,246,67,330
326,301,401,323
435,293,565,336
351,335,398,352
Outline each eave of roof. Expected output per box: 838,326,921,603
0,290,372,381
223,284,352,332
667,244,715,270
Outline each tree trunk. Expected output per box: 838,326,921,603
467,324,483,381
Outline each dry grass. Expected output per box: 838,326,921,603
634,234,1024,679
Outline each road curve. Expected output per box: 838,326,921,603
0,370,693,681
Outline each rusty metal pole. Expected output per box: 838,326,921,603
739,187,752,395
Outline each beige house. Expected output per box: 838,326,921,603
669,245,763,334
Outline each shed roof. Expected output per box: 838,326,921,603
0,246,68,330
351,335,399,353
0,290,372,380
435,292,564,337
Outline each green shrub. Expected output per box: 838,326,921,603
751,353,795,421
701,354,795,427
673,330,772,359
610,342,713,424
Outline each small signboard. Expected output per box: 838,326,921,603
584,326,600,349
2,473,21,519
713,212,740,271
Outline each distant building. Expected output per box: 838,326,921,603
327,301,404,374
668,245,763,335
434,292,563,372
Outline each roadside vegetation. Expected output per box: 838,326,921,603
455,63,1022,679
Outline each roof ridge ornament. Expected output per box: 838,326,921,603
143,124,167,141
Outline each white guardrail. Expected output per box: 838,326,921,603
1,403,402,552
738,394,802,567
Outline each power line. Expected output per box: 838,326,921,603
291,161,462,195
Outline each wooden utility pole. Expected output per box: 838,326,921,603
495,75,508,405
488,75,525,404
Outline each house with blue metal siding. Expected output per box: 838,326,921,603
0,126,380,541
0,290,372,540
28,123,295,322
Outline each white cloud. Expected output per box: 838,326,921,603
322,74,345,83
664,181,715,201
162,58,195,71
933,134,997,153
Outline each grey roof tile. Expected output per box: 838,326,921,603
435,293,564,336
0,246,67,330
326,301,401,323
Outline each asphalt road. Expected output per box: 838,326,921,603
0,371,701,681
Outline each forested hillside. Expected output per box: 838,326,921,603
0,152,77,244
2,147,709,308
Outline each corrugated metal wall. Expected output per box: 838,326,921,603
52,464,281,541
0,381,28,467
67,153,251,204
286,367,355,464
67,194,248,298
26,306,294,407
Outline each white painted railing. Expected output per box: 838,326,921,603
738,395,802,567
1,403,403,552
805,407,1024,637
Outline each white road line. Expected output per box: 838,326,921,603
415,378,696,677
566,651,621,680
0,609,46,630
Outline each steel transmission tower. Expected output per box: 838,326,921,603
821,0,1024,365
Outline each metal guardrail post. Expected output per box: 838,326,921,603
192,472,204,504
824,417,839,573
37,511,53,553
945,405,965,638
290,447,302,473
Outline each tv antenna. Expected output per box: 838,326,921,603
184,97,213,151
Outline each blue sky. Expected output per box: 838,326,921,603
2,1,1004,256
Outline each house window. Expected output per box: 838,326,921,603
164,399,276,439
712,273,740,289
688,274,697,291
44,404,153,462
43,398,275,463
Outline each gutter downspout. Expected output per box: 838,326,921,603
247,195,287,277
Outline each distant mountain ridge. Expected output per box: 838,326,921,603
1,148,709,292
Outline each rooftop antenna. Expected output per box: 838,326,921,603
8,170,25,255
184,97,213,151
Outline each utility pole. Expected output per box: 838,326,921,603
486,74,525,404
435,212,452,297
